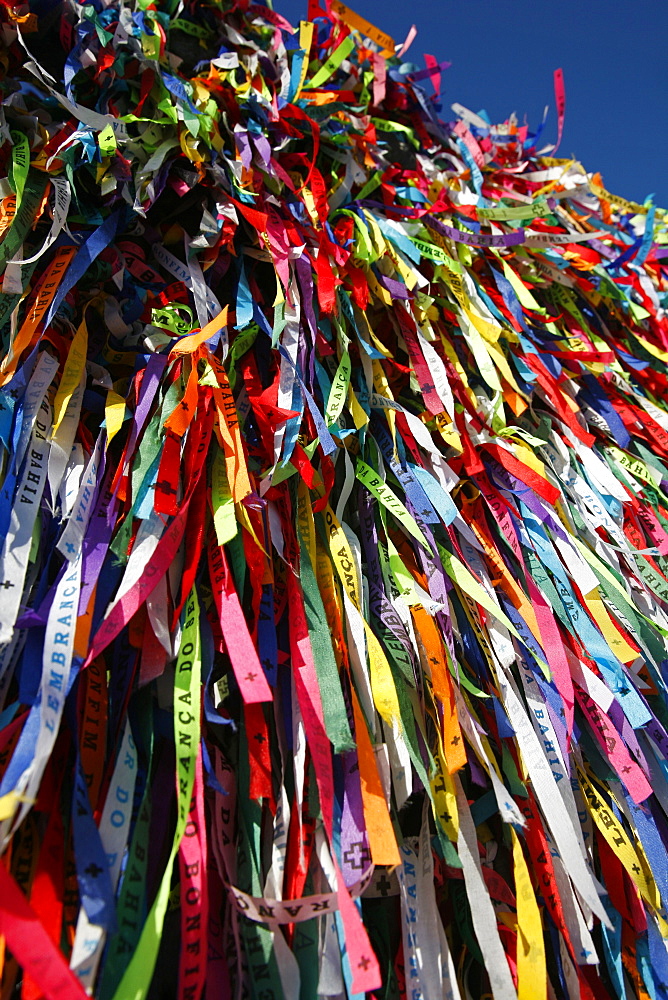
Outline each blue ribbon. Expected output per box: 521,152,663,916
71,753,118,932
45,209,123,329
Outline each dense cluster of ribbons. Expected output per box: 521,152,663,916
2,2,668,1000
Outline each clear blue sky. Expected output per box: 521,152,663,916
274,0,668,208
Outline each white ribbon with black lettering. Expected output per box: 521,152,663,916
57,433,104,560
397,839,428,1000
14,177,71,265
106,508,166,611
455,775,518,1000
497,660,610,926
0,401,52,644
515,657,587,859
455,688,526,828
13,351,59,472
263,783,290,901
417,801,460,1000
152,243,221,317
273,296,300,468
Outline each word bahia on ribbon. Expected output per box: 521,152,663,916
0,1,668,999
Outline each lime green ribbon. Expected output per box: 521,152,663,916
111,588,201,1000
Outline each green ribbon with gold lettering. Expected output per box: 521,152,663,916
110,588,201,1000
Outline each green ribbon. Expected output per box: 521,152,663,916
0,171,48,269
478,201,551,221
235,728,286,1000
325,349,351,426
305,35,355,90
211,447,237,546
170,17,213,40
356,457,430,550
9,131,29,213
299,538,354,753
228,323,259,391
111,587,201,1000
